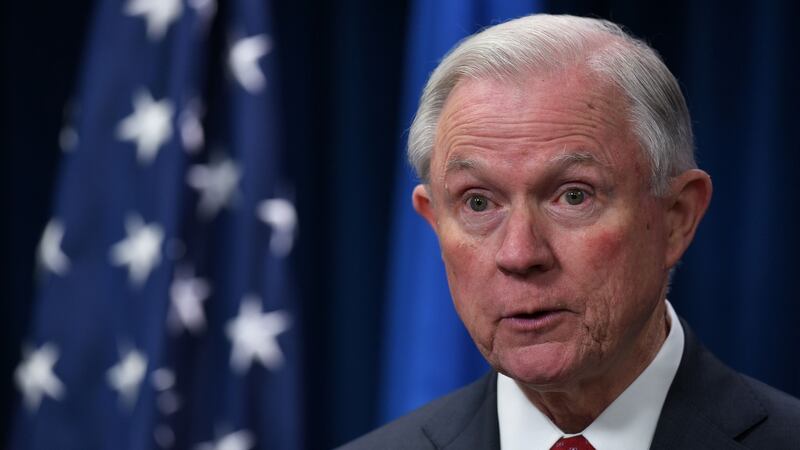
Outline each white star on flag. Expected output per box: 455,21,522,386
124,0,183,41
109,214,164,286
157,390,181,415
107,347,148,408
187,156,241,218
188,0,216,24
195,429,255,450
257,198,297,257
151,367,176,391
116,89,174,165
168,272,211,334
59,126,78,152
225,296,291,374
179,99,205,154
59,101,79,152
37,219,70,276
14,343,65,412
228,34,272,94
154,425,176,448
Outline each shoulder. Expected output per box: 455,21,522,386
662,320,800,447
737,374,800,445
336,373,497,450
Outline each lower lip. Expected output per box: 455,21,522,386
503,310,569,332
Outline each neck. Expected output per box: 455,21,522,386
518,302,670,433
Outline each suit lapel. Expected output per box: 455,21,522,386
650,394,750,449
651,320,766,449
421,372,500,450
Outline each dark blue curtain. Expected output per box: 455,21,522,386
3,1,798,449
670,0,800,395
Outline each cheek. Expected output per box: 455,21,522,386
441,238,484,302
439,224,492,287
583,228,625,272
572,229,627,333
560,225,644,320
569,215,666,326
555,226,627,301
576,209,662,281
439,232,496,329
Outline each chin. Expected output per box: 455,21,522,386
493,342,580,390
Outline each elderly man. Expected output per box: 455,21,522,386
341,14,800,449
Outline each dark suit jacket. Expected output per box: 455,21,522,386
339,322,800,449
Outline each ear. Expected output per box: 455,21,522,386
664,169,713,268
412,184,438,232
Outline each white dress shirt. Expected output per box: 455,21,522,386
497,301,684,450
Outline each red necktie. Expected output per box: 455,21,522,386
550,435,596,450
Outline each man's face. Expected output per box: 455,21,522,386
416,68,677,390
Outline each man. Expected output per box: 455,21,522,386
341,14,800,449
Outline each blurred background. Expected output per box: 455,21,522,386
2,0,798,449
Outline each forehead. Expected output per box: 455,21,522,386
431,68,645,182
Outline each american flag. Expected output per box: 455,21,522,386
11,0,301,449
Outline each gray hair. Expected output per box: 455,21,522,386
407,14,696,196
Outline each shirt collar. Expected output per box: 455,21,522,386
497,301,685,450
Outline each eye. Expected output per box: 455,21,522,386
563,188,586,205
467,194,490,212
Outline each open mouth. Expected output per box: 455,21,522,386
505,309,568,331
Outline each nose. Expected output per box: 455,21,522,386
495,207,555,276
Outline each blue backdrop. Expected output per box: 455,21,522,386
2,0,798,449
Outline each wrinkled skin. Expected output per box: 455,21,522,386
412,66,712,431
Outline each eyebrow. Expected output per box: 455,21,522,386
443,150,609,176
547,151,609,169
444,158,479,175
